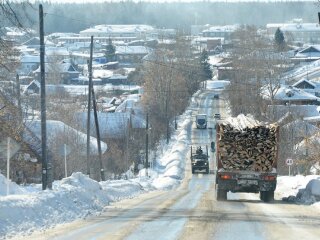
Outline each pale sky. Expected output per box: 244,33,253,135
28,0,314,3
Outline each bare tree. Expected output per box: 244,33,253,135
0,2,32,80
228,25,290,120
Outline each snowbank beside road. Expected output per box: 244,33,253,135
0,173,145,239
151,109,192,190
0,98,193,239
277,175,320,206
0,174,26,196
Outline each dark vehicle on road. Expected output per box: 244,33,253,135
191,146,209,174
196,114,207,129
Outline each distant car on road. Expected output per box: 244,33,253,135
214,113,221,120
196,114,207,129
213,94,219,99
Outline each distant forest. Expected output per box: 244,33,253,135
8,1,320,33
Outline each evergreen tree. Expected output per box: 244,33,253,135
274,28,285,52
200,49,212,80
105,37,116,62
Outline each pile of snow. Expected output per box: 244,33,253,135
151,110,192,190
0,172,145,239
0,174,26,196
278,175,320,205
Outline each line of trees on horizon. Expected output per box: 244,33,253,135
1,1,319,34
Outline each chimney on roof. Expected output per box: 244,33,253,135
285,86,294,97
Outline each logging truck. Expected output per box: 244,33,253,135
191,146,209,174
215,115,279,202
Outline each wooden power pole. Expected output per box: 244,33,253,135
39,4,50,190
86,36,94,176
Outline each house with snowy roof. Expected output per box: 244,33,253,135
23,80,67,95
33,60,80,84
201,25,238,43
79,24,156,39
266,19,320,44
3,27,36,44
115,46,151,66
292,78,320,97
75,111,145,140
22,37,54,50
294,46,320,61
264,85,320,105
284,58,320,82
25,120,107,180
18,54,40,75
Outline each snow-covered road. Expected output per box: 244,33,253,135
6,85,320,240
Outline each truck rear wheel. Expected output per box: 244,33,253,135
216,188,227,201
260,191,274,202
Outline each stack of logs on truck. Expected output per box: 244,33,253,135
215,114,279,202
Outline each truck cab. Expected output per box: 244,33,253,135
196,114,207,129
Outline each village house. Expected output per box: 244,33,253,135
75,111,145,140
270,85,320,105
201,25,238,44
25,120,107,181
22,37,54,50
266,19,320,45
18,54,40,75
79,24,157,40
291,45,320,64
292,78,320,97
33,61,80,84
115,45,151,67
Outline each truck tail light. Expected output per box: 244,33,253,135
263,175,276,181
220,174,231,180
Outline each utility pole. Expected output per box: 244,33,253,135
86,36,93,176
165,96,169,144
16,74,22,121
145,112,149,177
126,117,130,173
39,4,49,190
174,116,177,130
91,86,105,181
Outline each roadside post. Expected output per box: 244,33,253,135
0,137,21,195
58,144,71,178
7,138,10,196
64,144,67,178
286,158,293,176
